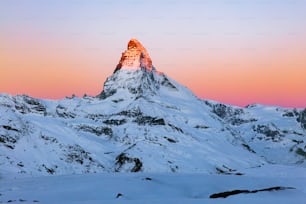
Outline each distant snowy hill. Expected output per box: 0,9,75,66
1,39,305,177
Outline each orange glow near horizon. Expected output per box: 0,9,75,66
1,34,306,107
1,1,305,108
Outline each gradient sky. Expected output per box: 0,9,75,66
1,0,305,108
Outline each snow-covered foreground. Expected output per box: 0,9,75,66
1,166,306,204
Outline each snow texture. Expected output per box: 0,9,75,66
1,68,305,176
0,38,305,203
1,172,306,203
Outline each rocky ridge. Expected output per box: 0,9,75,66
0,39,305,177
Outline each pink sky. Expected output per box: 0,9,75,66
1,1,305,108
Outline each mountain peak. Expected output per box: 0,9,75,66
114,38,153,73
98,38,179,99
127,38,144,50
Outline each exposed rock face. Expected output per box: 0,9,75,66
298,109,306,129
98,38,177,100
114,38,153,73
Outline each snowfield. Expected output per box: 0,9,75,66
1,170,306,203
1,69,305,176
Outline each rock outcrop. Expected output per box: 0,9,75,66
114,38,153,73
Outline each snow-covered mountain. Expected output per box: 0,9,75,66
1,39,305,177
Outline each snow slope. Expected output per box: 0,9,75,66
0,39,306,177
1,68,305,176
